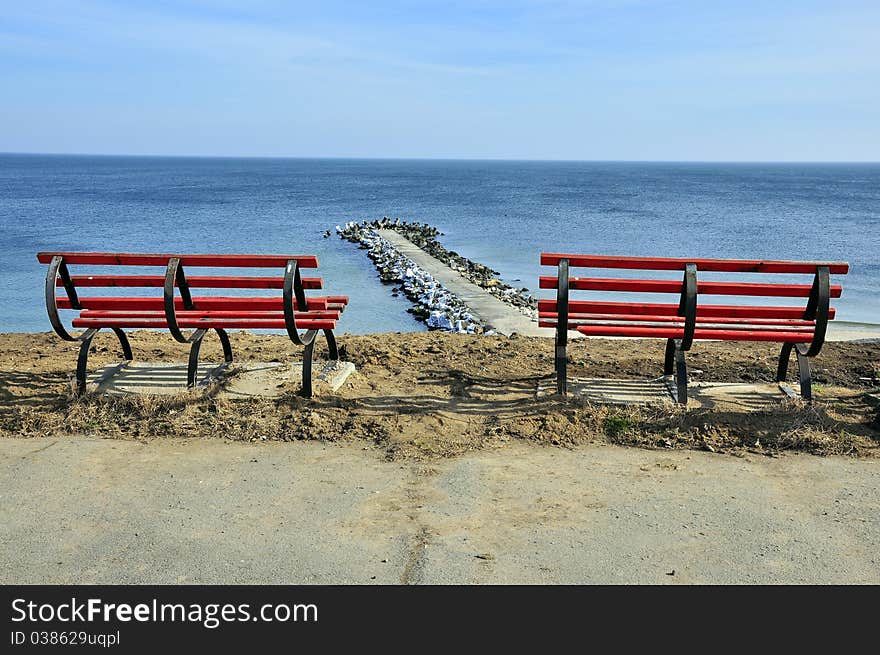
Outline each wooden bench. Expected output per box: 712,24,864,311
539,254,848,404
38,252,349,397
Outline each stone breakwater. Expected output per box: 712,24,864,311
336,220,484,333
336,218,538,333
369,218,537,311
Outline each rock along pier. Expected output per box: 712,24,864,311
335,218,544,336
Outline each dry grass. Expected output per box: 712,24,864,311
2,383,876,461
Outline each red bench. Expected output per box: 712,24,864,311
38,252,349,397
539,253,848,404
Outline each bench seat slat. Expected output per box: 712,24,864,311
575,325,813,343
540,253,849,274
539,313,818,328
539,276,843,298
72,317,337,330
57,296,331,311
542,320,814,333
543,321,815,334
79,310,341,320
38,252,319,268
62,275,323,289
536,299,836,320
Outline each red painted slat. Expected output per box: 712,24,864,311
38,252,319,268
79,310,341,320
574,325,813,343
72,317,337,330
63,275,323,289
536,300,836,320
539,276,843,298
540,321,815,335
540,253,849,274
57,297,329,311
539,313,817,328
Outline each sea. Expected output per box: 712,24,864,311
1,154,878,334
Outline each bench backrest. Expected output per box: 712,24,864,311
538,253,848,351
38,251,336,341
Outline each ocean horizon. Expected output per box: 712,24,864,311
2,153,878,334
6,152,880,164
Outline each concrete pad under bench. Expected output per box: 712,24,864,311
90,362,227,395
224,361,355,398
537,377,799,408
537,377,674,405
89,360,355,398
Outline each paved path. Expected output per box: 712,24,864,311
2,437,878,584
378,229,547,337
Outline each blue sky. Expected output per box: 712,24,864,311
1,0,878,160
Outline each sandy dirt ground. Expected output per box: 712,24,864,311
1,331,878,459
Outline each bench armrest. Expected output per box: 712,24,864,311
678,263,698,350
44,255,82,341
283,259,318,346
555,258,570,348
799,266,831,357
163,257,195,343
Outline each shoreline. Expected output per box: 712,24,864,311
824,321,880,342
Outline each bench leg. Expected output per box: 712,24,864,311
300,330,340,398
215,328,233,363
75,328,100,395
187,329,208,387
75,328,134,395
776,343,793,383
187,328,233,388
323,329,339,360
674,345,688,405
112,328,133,361
664,338,676,376
777,343,813,402
662,339,688,405
555,344,567,396
301,338,316,399
795,349,812,402
554,258,569,397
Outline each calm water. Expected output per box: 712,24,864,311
1,154,878,333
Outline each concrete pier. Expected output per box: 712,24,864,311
378,229,547,337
